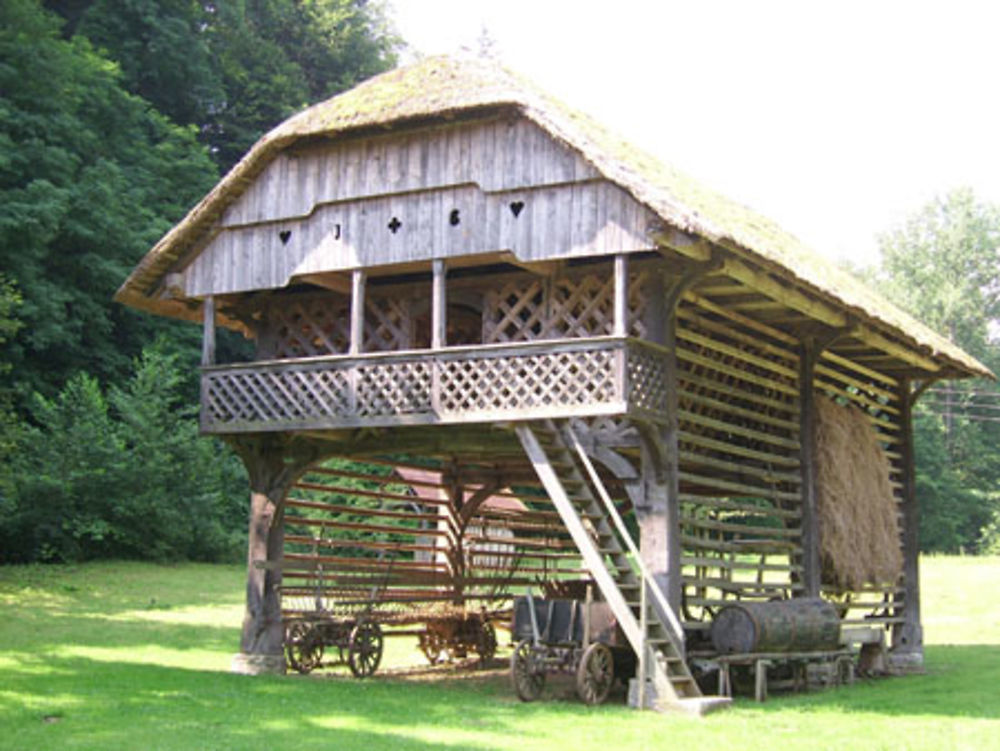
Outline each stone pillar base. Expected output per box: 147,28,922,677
231,652,287,675
887,649,925,675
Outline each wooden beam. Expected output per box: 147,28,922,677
660,232,945,374
349,269,365,356
650,225,714,262
297,272,351,295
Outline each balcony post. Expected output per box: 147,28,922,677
613,253,628,337
349,269,366,355
201,295,216,366
431,259,447,350
431,259,446,414
348,269,365,416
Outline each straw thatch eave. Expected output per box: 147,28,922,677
114,55,992,380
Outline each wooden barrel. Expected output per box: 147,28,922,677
711,598,841,654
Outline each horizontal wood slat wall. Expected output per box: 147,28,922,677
280,459,587,620
675,289,804,628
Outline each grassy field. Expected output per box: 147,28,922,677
1,557,998,751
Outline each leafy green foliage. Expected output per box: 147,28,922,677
0,0,403,566
0,0,218,401
873,188,1000,552
0,344,247,563
0,276,22,469
71,0,400,170
877,188,1000,364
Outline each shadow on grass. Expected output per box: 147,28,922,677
0,655,593,751
743,645,1000,721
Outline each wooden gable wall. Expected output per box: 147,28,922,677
180,117,659,298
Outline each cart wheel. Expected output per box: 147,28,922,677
476,622,497,664
510,640,545,702
348,622,383,678
419,630,443,664
576,643,614,705
286,622,324,674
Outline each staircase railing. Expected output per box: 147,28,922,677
561,422,686,648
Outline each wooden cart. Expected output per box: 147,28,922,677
284,614,384,677
509,591,635,705
417,607,499,665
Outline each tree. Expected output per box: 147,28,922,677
0,276,22,482
873,188,1000,552
68,0,400,171
73,0,223,129
0,342,247,563
202,0,401,170
877,188,1000,365
0,0,219,401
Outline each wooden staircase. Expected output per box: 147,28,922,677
516,420,730,715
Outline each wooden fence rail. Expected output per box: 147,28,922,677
200,337,669,433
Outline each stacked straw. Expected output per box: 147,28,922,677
814,395,902,590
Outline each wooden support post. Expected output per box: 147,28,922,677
613,254,628,337
798,325,855,598
349,269,366,355
798,340,821,598
637,268,682,612
431,259,446,414
635,261,718,613
201,295,216,366
754,659,770,702
431,259,447,350
893,378,923,663
228,436,323,675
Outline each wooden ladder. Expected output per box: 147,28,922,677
516,420,730,715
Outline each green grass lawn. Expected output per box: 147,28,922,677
1,557,998,750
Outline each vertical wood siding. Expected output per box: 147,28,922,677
182,118,656,298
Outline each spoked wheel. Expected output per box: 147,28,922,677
476,622,497,664
348,621,384,678
510,639,545,702
285,622,324,674
575,643,614,705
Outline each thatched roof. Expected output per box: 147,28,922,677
115,55,990,378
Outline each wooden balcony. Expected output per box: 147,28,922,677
200,336,670,434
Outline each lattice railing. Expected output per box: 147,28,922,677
201,338,670,432
482,271,648,343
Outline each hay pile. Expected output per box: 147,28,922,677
814,395,902,590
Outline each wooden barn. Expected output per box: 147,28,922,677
116,56,989,711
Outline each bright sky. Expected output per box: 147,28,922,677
388,0,1000,268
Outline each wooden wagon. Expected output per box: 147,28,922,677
509,591,636,705
281,551,505,677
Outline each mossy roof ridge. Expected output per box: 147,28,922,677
116,55,989,377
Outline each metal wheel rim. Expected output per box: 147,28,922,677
286,622,324,674
348,622,384,678
510,640,545,702
576,643,613,705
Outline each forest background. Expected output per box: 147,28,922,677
1,0,998,564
